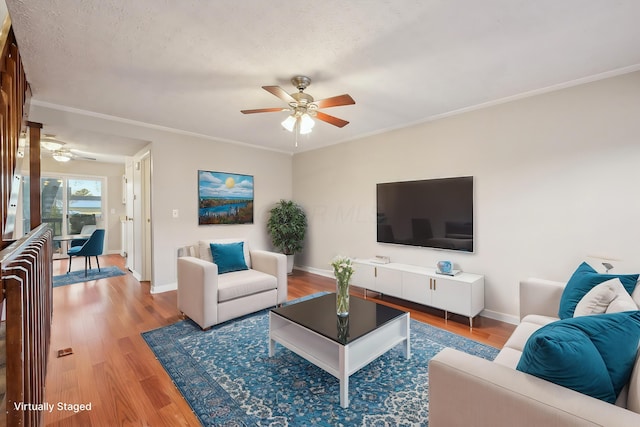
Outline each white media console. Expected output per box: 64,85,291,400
352,259,485,328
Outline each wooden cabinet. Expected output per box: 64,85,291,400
352,259,485,328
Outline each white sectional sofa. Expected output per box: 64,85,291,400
177,239,287,329
428,277,640,426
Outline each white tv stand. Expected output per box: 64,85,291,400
352,259,485,328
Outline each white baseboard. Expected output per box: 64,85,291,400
295,264,520,325
151,281,177,294
480,309,520,325
294,264,334,279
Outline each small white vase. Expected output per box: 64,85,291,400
286,254,294,274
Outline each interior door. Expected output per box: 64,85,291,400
142,155,151,281
125,161,135,270
132,159,143,279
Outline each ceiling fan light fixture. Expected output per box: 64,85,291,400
52,151,72,162
243,75,354,146
41,138,64,151
281,115,297,132
299,113,315,134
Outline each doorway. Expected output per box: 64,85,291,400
124,152,152,282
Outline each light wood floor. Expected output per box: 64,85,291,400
44,254,515,426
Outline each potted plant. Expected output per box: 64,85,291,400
266,199,307,273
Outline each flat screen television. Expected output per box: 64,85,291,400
376,176,474,252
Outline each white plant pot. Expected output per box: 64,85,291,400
286,254,294,274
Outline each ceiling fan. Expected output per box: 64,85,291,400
40,135,97,162
241,76,355,144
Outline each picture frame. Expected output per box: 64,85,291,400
198,170,254,225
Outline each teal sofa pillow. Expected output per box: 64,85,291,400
558,262,638,319
516,311,640,403
210,242,248,274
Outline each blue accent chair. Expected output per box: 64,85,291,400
67,229,105,276
70,225,97,248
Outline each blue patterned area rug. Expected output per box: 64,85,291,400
142,296,499,426
53,266,126,287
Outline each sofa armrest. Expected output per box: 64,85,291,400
428,348,640,427
520,278,566,320
177,256,219,329
250,250,288,304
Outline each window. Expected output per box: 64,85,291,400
41,175,106,237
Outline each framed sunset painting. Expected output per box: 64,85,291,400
198,170,254,225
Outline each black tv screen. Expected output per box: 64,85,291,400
376,176,474,252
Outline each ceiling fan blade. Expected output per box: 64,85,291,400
312,94,355,109
262,86,296,103
315,111,350,128
75,155,97,161
241,107,288,114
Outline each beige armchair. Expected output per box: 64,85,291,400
177,239,287,329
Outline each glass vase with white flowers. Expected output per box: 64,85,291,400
331,256,355,317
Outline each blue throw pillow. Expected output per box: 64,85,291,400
516,311,640,403
558,262,639,319
210,242,248,274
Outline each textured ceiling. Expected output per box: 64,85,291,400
6,0,640,157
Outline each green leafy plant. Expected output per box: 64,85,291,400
266,200,307,255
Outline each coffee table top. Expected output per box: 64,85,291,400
271,293,408,345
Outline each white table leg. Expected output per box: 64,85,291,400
404,313,411,359
268,313,275,357
339,345,349,408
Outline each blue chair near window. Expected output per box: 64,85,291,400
67,229,105,276
70,225,97,248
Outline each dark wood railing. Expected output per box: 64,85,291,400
0,224,53,426
1,14,30,246
0,11,50,427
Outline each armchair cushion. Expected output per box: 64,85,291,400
517,311,640,404
217,269,277,302
210,242,248,274
199,239,251,268
558,262,639,319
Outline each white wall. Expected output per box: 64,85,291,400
30,105,293,293
41,157,125,254
150,136,292,292
292,71,640,323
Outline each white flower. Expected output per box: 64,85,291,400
331,255,355,282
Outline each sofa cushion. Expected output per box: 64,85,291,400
607,296,639,313
199,239,251,268
573,278,637,317
502,321,547,353
210,242,248,274
520,314,558,326
558,262,639,319
217,269,277,302
493,347,523,368
632,284,640,308
628,351,640,413
516,311,640,404
496,315,556,368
